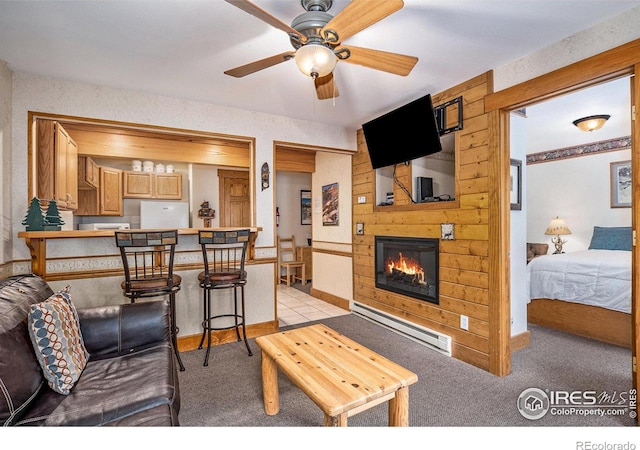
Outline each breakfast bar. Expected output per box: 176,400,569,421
17,227,261,280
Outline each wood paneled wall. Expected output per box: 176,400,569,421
352,72,495,372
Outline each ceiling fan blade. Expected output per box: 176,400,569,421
341,45,418,76
321,0,404,43
315,73,339,100
224,52,295,78
225,0,306,42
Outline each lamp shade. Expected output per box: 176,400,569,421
295,43,337,79
572,115,610,132
544,217,571,236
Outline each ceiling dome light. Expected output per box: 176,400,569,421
572,114,610,132
295,43,337,79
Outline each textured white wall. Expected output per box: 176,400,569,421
8,72,354,335
493,6,640,91
10,72,356,261
312,151,353,300
527,149,632,251
510,114,528,336
0,61,11,268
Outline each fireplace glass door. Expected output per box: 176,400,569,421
375,236,439,304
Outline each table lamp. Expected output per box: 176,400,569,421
545,217,571,254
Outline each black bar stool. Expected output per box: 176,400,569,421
115,229,185,371
198,229,253,367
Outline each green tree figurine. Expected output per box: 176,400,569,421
44,199,64,230
22,197,47,231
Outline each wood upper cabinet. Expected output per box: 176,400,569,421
100,167,123,215
123,171,182,199
123,171,153,197
155,173,182,199
78,155,99,190
76,166,123,216
37,120,78,210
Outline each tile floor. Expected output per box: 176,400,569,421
277,283,350,327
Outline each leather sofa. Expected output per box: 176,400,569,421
0,273,180,426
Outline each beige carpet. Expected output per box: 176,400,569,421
177,314,634,427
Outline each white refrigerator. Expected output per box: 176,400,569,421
140,201,190,229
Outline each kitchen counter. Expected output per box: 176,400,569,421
18,227,262,279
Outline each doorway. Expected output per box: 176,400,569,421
510,76,634,378
485,38,639,385
218,169,250,227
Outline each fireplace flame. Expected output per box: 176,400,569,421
386,252,426,285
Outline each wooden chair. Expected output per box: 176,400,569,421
197,229,253,367
277,236,306,287
115,229,185,371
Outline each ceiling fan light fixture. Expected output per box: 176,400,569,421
295,43,337,79
572,114,610,132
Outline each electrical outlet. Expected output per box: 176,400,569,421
460,315,469,330
356,222,364,235
358,196,366,204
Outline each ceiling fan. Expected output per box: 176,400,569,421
224,0,418,100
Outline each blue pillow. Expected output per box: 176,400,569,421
588,226,632,251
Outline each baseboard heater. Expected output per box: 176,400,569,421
351,302,452,356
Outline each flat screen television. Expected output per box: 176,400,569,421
362,94,442,169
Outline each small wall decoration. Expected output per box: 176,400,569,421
322,182,339,226
441,223,454,240
300,190,311,225
510,159,522,211
610,160,631,208
261,162,270,191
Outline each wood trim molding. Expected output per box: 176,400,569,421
485,39,640,112
312,247,353,258
309,287,350,311
177,320,279,352
510,330,531,352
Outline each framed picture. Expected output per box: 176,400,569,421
322,182,339,226
510,159,522,211
610,160,631,208
300,190,311,225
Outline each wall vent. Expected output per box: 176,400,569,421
351,302,452,356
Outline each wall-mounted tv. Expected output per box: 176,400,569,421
362,94,442,170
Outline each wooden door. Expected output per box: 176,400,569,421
219,170,250,227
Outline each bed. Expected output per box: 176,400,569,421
526,226,632,348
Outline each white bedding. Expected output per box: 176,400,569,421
527,249,631,314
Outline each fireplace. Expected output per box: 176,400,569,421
375,236,439,304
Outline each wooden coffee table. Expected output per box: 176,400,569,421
255,323,418,426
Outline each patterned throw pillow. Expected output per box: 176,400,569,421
27,286,89,395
